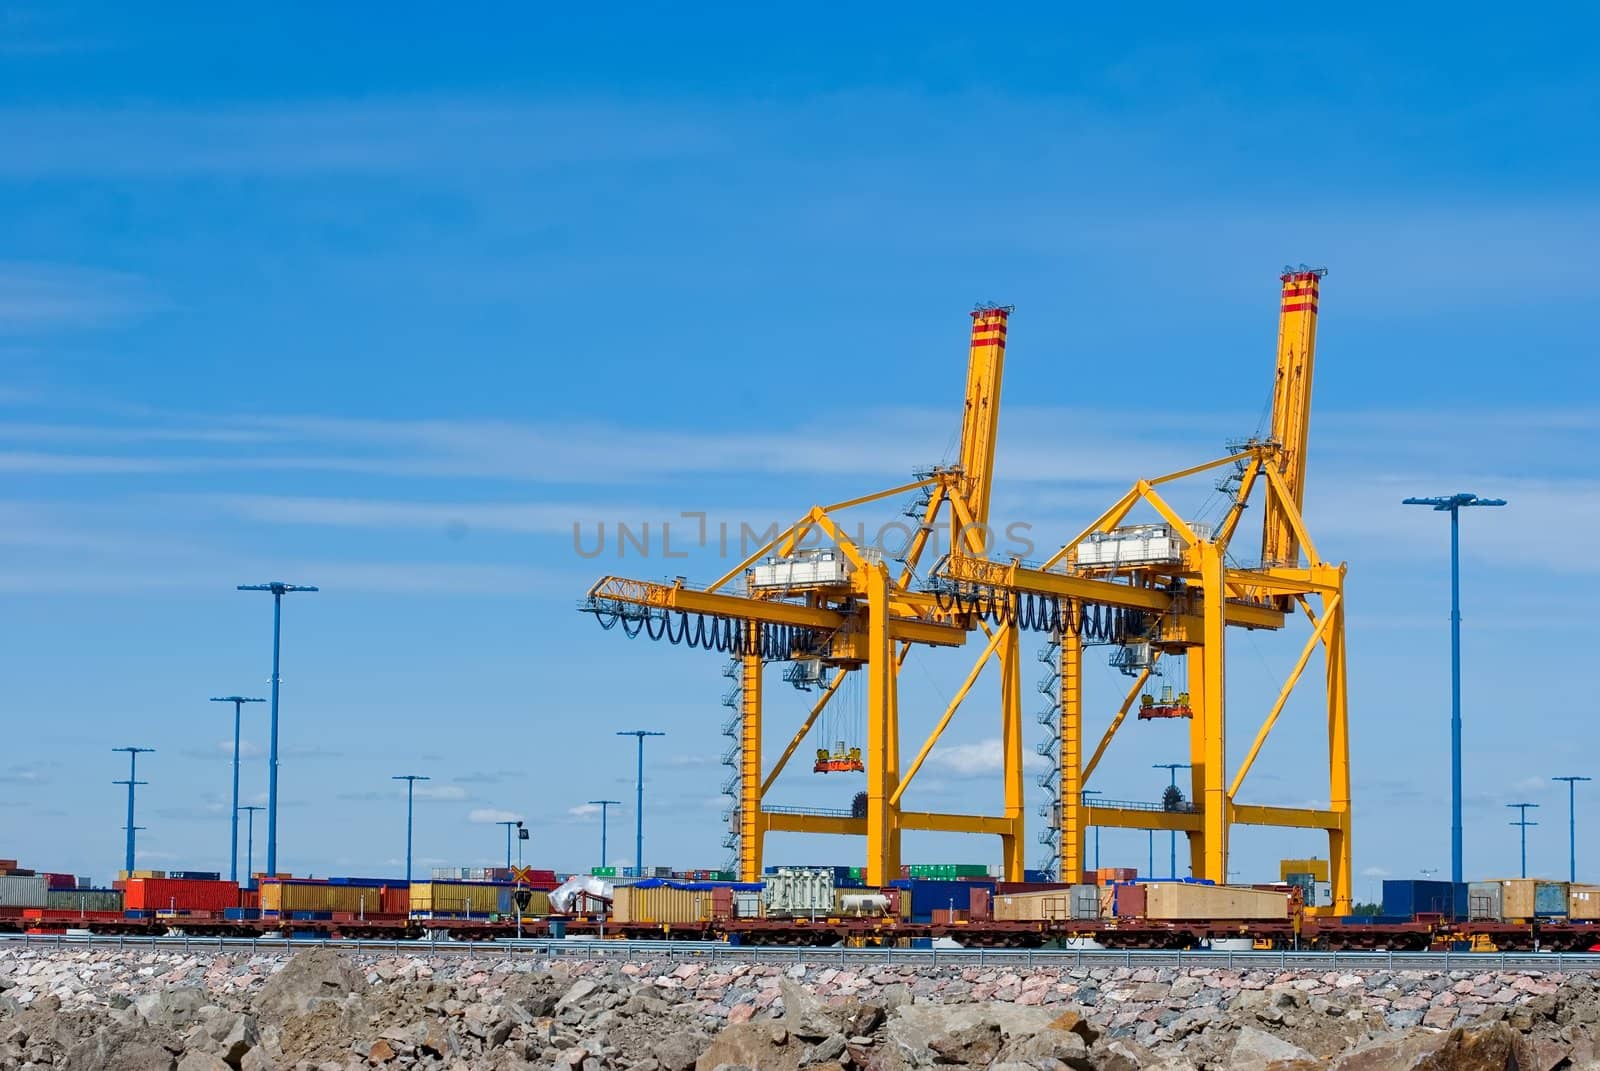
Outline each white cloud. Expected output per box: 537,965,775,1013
1361,866,1390,878
567,803,601,819
926,738,1050,779
468,808,523,824
414,784,468,801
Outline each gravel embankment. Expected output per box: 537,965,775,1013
2,946,1597,1069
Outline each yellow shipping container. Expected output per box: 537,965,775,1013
410,882,504,915
1570,885,1600,921
610,885,714,925
1278,858,1330,882
511,891,551,916
261,881,392,914
1143,883,1289,921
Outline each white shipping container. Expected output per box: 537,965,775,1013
1311,881,1333,908
0,874,48,908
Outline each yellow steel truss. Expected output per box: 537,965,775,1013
583,308,1026,885
936,269,1351,911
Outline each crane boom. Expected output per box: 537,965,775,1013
953,307,1009,554
1261,269,1325,567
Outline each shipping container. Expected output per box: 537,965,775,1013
1500,879,1571,920
930,909,968,924
409,881,511,916
169,871,222,882
510,891,551,916
611,884,714,925
0,875,49,908
43,872,75,890
1467,882,1503,920
381,886,409,916
969,886,991,920
261,880,391,915
223,908,261,920
1279,858,1331,883
124,878,240,913
990,885,1098,921
46,888,123,912
1570,885,1600,921
891,878,998,923
1382,880,1462,919
1137,882,1289,921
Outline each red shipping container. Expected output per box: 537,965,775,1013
43,873,76,890
1114,884,1147,918
0,860,17,870
968,887,991,920
931,909,969,925
124,878,240,913
380,886,409,916
238,888,260,909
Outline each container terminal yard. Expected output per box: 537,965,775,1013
3,273,1594,956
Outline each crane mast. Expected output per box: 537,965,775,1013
953,307,1009,554
1261,268,1325,568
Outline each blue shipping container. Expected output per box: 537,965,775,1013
904,878,996,921
223,908,261,920
168,871,222,881
1382,880,1461,919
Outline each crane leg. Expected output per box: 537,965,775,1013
739,650,764,883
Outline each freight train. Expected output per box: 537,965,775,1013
2,863,1597,952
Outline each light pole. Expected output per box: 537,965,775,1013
618,730,665,877
237,581,318,878
240,805,263,888
1403,493,1505,883
495,820,524,870
1081,790,1103,872
112,747,154,874
589,799,622,869
1154,762,1192,878
1508,802,1539,879
1553,776,1591,883
392,775,429,885
210,696,264,883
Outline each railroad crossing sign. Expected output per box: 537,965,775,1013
511,866,535,886
512,888,533,912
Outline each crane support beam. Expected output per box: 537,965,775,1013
891,622,1009,806
1229,592,1342,798
587,576,966,647
953,307,1009,555
1232,803,1344,831
940,555,1288,631
760,809,1014,838
762,811,862,837
1058,609,1085,882
1086,806,1203,833
902,810,1015,836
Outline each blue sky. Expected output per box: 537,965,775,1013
1,6,1596,894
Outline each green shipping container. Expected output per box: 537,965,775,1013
47,888,123,912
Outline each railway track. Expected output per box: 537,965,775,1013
5,934,1600,971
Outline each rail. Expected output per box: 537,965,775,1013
761,804,855,818
3,934,1599,971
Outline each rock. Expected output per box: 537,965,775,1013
367,1038,397,1063
1529,1038,1570,1071
206,1012,260,1068
696,1022,805,1071
1229,1025,1314,1071
928,1022,1002,1065
1047,1009,1100,1046
998,1024,1090,1068
887,1004,1058,1066
62,1025,179,1071
256,950,368,1022
654,1030,708,1071
177,1054,232,1071
136,987,208,1028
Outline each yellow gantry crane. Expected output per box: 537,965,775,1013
582,308,1027,886
935,268,1352,911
